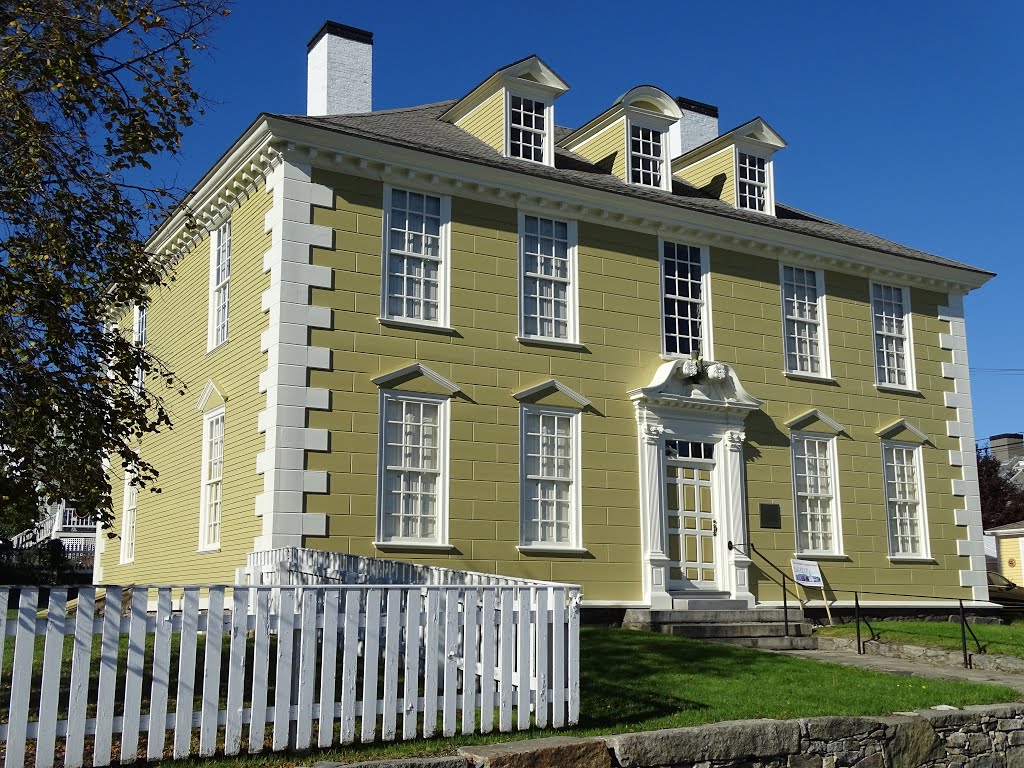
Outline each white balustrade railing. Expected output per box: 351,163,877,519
0,582,581,767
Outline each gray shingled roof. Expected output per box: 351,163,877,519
269,101,990,277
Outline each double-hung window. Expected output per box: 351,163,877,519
132,305,147,391
882,441,928,558
208,219,231,350
377,391,449,545
791,432,842,555
520,405,581,549
519,214,577,343
781,265,828,377
737,152,771,213
120,480,137,564
199,407,224,551
661,241,710,358
629,123,665,188
872,283,914,389
508,94,548,163
382,188,450,327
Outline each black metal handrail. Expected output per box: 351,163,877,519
728,539,986,667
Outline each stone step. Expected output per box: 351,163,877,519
707,635,818,651
669,597,750,611
639,608,804,624
666,621,814,639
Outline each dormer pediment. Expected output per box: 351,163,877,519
439,56,568,165
628,360,762,413
195,379,227,413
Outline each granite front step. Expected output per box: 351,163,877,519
707,636,818,650
667,621,814,639
626,608,804,625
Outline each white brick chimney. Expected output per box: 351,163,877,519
668,96,719,157
306,21,373,116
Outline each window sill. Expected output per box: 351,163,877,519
516,336,587,352
517,545,589,556
888,556,937,564
783,372,837,385
874,384,922,397
196,546,221,554
794,552,849,561
378,317,457,335
119,560,134,566
374,541,457,553
206,340,229,355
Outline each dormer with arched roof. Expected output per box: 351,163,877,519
558,85,682,191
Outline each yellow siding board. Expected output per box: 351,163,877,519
100,182,272,585
676,147,736,206
570,118,627,181
999,538,1023,584
455,88,506,153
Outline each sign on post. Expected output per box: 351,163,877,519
791,558,832,624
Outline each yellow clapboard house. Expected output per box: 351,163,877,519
98,21,994,615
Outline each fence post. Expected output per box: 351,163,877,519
782,575,789,637
855,592,862,654
960,599,970,669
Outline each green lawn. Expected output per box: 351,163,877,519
149,627,1017,768
816,620,1024,658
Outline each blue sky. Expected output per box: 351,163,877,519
158,1,1022,446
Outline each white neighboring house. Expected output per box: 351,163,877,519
9,499,97,572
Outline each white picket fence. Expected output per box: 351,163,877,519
0,582,581,768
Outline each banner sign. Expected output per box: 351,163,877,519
791,558,824,588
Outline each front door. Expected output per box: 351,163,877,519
664,440,718,591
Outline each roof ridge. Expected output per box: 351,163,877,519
275,100,456,119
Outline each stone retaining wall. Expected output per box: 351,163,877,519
314,703,1024,768
818,636,1024,675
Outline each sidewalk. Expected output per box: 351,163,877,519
772,646,1024,694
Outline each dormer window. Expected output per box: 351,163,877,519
738,152,770,212
509,94,548,163
630,123,664,187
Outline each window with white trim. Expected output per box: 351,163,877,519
781,265,827,376
378,392,448,544
792,432,841,555
738,152,770,212
199,408,224,551
383,188,450,326
508,94,547,163
872,283,913,388
520,215,576,342
120,481,137,564
520,405,581,548
208,219,231,349
629,123,664,188
882,441,927,557
661,241,708,358
133,305,147,391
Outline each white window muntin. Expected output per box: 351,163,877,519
120,479,137,564
517,212,579,344
791,431,843,556
505,89,555,167
519,404,583,550
626,115,671,191
871,282,916,390
132,305,147,391
735,148,775,215
660,240,712,359
780,264,830,378
207,219,231,351
881,440,930,559
199,406,225,551
376,390,450,546
380,186,451,329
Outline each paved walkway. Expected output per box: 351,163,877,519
772,647,1024,693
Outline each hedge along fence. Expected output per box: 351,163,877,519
0,582,581,768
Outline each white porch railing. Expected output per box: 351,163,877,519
0,581,581,767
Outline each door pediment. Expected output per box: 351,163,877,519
628,360,762,413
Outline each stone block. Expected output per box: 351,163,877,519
313,758,467,768
886,719,945,768
1000,720,1024,732
1008,745,1024,768
805,717,885,742
1010,732,1024,747
458,737,610,768
969,733,994,754
789,755,823,768
964,756,1003,768
606,720,801,766
853,754,884,768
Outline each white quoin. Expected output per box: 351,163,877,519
307,21,373,116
